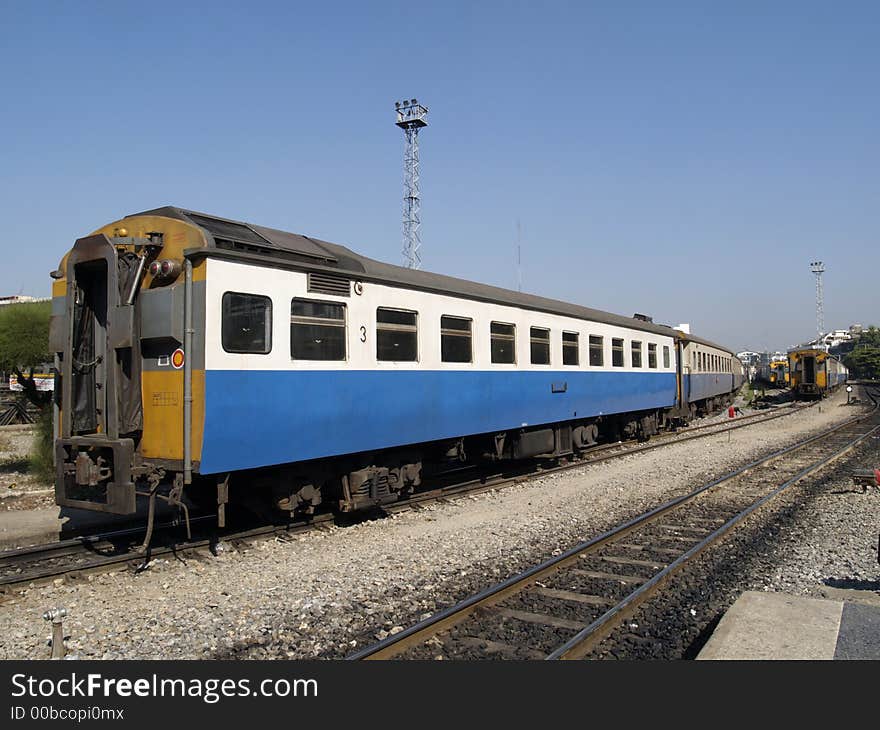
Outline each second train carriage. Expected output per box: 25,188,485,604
788,347,848,399
49,207,744,521
678,334,744,418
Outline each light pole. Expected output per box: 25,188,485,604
395,99,428,269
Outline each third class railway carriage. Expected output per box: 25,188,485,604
50,207,744,523
788,347,848,399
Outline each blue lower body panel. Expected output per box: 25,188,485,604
199,370,676,473
686,373,734,403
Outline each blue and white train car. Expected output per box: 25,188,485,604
203,257,680,469
50,207,742,519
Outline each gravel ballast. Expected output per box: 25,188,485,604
0,389,875,660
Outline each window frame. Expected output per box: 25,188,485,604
612,337,625,367
440,315,473,364
648,342,657,369
663,345,671,369
562,331,579,367
529,326,551,366
375,306,419,363
221,291,273,355
589,335,604,367
490,321,517,365
631,340,643,369
290,297,348,361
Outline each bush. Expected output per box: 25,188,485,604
29,407,54,483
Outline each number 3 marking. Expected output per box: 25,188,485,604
360,326,367,342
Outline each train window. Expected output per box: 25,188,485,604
222,292,272,354
663,345,670,369
631,341,643,368
612,338,624,367
562,332,579,366
648,343,657,369
589,335,604,366
441,316,472,363
490,322,516,364
290,298,346,360
376,308,418,362
530,327,551,365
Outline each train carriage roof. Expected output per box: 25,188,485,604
131,206,736,353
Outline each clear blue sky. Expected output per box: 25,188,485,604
2,1,877,352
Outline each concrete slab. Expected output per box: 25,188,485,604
697,591,843,660
0,502,179,550
0,506,63,548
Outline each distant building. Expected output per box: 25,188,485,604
0,295,49,306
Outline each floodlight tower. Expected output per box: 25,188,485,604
395,99,428,269
810,261,825,344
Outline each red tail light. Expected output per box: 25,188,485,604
149,259,181,281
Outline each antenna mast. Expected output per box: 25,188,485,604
395,99,428,269
810,260,825,344
517,219,522,292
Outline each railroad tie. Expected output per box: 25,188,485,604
493,607,587,632
598,555,666,569
532,586,614,606
570,568,646,585
615,543,683,558
455,636,545,660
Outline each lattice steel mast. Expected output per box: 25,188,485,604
395,99,428,269
810,261,825,344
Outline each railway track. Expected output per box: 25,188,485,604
0,396,834,593
348,385,878,660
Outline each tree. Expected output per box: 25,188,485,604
844,325,880,379
857,326,880,348
0,300,52,408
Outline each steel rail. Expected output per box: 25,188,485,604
0,390,848,591
0,512,339,589
548,416,880,659
348,386,876,660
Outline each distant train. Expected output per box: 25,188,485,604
769,359,789,387
754,358,789,388
49,207,745,524
788,347,848,399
